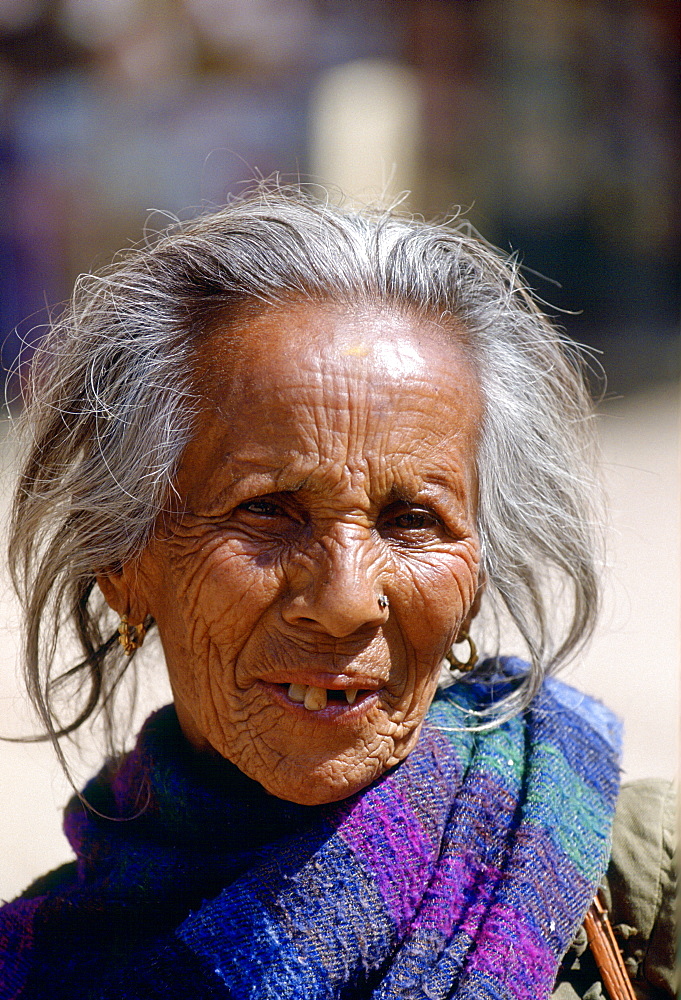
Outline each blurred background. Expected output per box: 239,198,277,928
0,0,678,899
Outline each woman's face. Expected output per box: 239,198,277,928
104,300,483,804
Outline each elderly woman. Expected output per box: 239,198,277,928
0,189,672,1000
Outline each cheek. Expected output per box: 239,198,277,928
147,542,286,745
141,540,287,729
157,537,284,645
398,547,480,657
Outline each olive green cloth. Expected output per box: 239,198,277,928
552,779,677,999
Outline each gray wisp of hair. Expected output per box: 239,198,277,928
7,183,602,753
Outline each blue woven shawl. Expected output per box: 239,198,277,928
0,659,621,999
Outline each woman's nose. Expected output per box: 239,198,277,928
281,528,389,637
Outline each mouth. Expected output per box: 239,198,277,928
286,682,366,710
258,680,381,718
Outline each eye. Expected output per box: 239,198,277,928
378,503,441,538
390,510,436,530
239,498,284,517
233,494,305,530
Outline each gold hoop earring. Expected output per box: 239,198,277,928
118,615,146,656
446,630,478,673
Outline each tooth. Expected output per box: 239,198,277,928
304,686,327,711
345,688,359,705
288,683,307,704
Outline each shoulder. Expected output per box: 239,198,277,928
553,779,677,999
605,779,677,996
432,658,623,757
17,860,78,900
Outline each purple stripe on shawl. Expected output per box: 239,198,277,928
339,779,438,935
412,823,587,965
459,903,557,998
337,730,462,936
416,851,503,939
397,853,556,998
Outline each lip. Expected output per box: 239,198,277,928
257,680,382,722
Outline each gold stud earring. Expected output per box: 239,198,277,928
118,614,146,656
446,630,478,673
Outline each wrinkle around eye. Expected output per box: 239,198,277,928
229,513,308,550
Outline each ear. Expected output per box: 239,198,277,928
96,563,149,622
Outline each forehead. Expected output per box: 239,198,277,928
197,299,478,406
181,300,482,501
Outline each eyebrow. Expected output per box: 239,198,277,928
385,483,418,504
198,471,307,514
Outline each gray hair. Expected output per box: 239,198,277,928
7,184,601,752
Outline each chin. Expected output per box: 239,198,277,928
253,758,390,806
238,726,424,806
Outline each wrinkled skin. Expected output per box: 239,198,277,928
99,300,484,805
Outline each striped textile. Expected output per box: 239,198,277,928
0,658,621,999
